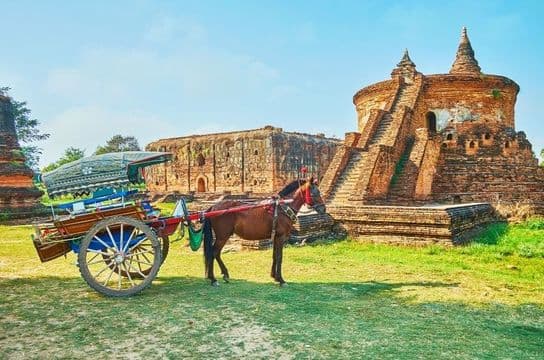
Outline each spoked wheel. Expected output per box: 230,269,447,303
101,236,169,279
78,216,161,297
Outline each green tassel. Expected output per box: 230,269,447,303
188,225,203,251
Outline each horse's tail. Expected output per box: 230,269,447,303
202,218,214,277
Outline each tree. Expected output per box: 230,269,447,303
0,87,50,169
42,147,86,173
94,134,141,155
541,149,544,167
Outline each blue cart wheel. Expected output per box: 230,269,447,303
78,216,161,297
101,236,169,279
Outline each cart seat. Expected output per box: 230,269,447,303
141,201,161,219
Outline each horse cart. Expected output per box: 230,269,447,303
32,151,297,297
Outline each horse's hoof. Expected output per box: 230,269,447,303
223,276,230,283
279,282,288,287
211,281,219,287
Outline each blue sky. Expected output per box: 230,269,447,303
1,0,543,166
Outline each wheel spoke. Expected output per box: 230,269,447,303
122,262,135,287
87,257,111,266
130,259,154,267
128,253,135,272
103,266,116,286
117,262,122,290
123,228,137,252
94,263,112,278
126,249,154,257
93,235,113,251
127,262,147,278
128,235,150,252
139,251,153,264
87,248,111,256
87,252,100,263
106,225,119,252
137,255,143,272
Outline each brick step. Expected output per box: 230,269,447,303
373,127,388,136
327,151,365,201
368,113,394,144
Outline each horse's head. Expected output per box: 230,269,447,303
301,177,326,214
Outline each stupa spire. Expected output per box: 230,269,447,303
398,49,415,68
450,27,481,75
391,49,417,80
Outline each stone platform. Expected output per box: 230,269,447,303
327,202,499,246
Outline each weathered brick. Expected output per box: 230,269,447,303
0,95,43,215
145,126,340,195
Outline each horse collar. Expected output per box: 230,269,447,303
280,203,297,223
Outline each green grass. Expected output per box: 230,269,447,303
155,201,176,215
1,221,543,359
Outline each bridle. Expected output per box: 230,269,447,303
297,179,316,207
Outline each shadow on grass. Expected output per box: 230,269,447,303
0,275,458,300
1,276,543,358
472,222,508,245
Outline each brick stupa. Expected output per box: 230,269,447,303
0,94,43,218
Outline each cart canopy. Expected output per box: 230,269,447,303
42,151,172,197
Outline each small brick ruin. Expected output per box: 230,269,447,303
0,94,43,219
321,28,544,244
146,126,339,195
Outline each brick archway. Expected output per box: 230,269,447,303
426,111,437,133
197,177,206,192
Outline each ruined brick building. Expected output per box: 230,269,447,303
146,126,339,194
0,94,43,218
321,27,544,216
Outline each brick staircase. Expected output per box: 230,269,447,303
327,150,365,204
389,137,431,200
368,113,393,146
368,82,418,146
324,75,423,206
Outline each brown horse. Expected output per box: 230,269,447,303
202,178,326,286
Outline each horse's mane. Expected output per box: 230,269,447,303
278,180,306,197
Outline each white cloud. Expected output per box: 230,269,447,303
38,16,303,166
41,105,177,166
45,44,282,105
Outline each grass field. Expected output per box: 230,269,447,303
1,221,543,359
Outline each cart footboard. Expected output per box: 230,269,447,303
32,238,71,262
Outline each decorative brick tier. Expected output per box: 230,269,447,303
327,203,498,246
290,212,335,243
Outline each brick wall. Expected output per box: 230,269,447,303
146,127,340,195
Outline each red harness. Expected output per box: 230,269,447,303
304,186,312,206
